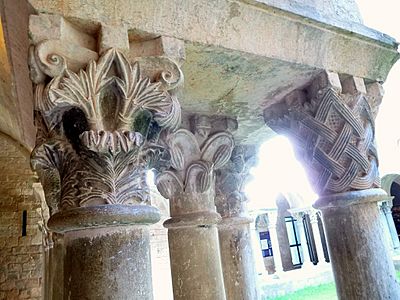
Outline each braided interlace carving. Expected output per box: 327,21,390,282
264,72,381,195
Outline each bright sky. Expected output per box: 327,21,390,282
357,1,400,175
245,2,400,209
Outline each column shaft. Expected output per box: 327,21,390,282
310,212,329,264
219,221,258,300
168,226,226,300
268,212,284,274
318,190,400,299
295,218,313,268
383,202,400,250
64,226,153,299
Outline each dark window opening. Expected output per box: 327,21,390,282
22,210,27,237
259,231,273,257
285,216,302,266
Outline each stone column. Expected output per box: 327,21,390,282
267,210,284,274
290,210,313,269
309,210,329,265
215,146,259,300
29,19,184,299
156,116,236,300
382,201,400,250
264,71,400,299
49,206,159,299
249,214,268,276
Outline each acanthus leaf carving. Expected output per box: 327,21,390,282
156,123,235,199
201,132,235,169
30,47,183,212
185,161,213,194
167,129,200,171
78,150,148,206
156,171,183,200
31,138,80,213
215,145,257,217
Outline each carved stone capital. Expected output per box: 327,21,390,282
264,71,382,196
215,145,257,220
29,18,184,224
156,115,235,220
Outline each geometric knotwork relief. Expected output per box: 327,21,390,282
264,72,381,195
30,48,182,214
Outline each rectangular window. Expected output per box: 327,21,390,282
259,231,273,257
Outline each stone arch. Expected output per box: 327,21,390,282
381,174,400,196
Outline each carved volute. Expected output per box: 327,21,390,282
30,45,182,215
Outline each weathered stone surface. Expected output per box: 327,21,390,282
218,225,258,300
64,226,153,300
47,205,160,233
23,0,398,146
315,189,400,299
215,145,259,299
0,133,44,299
0,0,35,149
167,227,226,300
30,46,180,212
264,72,381,195
156,115,235,300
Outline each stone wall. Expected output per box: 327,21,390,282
0,133,44,299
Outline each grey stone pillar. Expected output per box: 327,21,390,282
249,214,268,276
215,146,259,300
48,205,159,299
157,117,236,300
309,210,330,265
264,71,400,299
316,190,400,298
163,196,226,300
382,201,400,250
291,210,313,269
267,210,284,274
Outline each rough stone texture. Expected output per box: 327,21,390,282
215,146,259,300
218,224,259,300
44,234,64,300
316,189,400,299
253,0,363,25
25,0,399,146
276,196,295,271
64,226,153,300
167,226,226,300
0,0,35,149
0,133,44,299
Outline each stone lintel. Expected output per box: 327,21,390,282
28,0,399,82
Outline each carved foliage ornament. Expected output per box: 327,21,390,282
264,77,380,195
156,129,235,199
215,145,257,216
31,48,182,213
